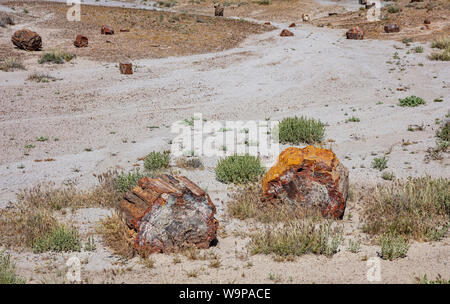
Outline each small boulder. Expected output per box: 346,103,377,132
346,26,364,40
119,175,219,253
288,23,296,28
214,3,224,17
119,62,133,75
280,29,294,37
262,146,349,219
73,35,88,48
101,25,114,35
264,21,271,25
384,24,400,33
11,29,42,51
424,18,431,25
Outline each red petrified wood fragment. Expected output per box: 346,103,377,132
384,24,400,33
280,29,294,37
289,23,296,28
262,146,349,219
73,35,88,48
119,62,133,75
119,175,219,254
101,25,114,35
346,26,364,40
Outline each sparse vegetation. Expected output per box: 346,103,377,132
249,221,343,257
379,233,409,260
116,169,147,192
346,239,361,253
144,151,170,172
362,177,449,241
278,116,325,144
381,171,395,181
0,251,25,284
228,182,322,223
346,116,360,123
32,226,81,253
215,155,265,184
417,274,450,284
372,156,388,171
426,119,449,161
39,50,75,64
398,96,426,107
27,72,57,83
175,156,204,169
429,36,450,61
97,213,136,258
0,57,25,72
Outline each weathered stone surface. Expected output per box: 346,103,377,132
214,3,224,17
262,146,349,219
101,25,114,35
74,35,88,48
280,29,294,37
119,62,133,74
288,23,296,28
120,175,219,254
11,29,42,51
384,24,400,33
346,26,364,40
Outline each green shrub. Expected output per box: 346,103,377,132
33,226,81,253
144,151,170,171
398,96,426,107
372,156,388,171
387,5,400,13
429,50,450,61
418,274,450,284
215,154,265,184
0,251,25,284
278,116,325,144
249,221,343,257
346,239,361,253
116,169,147,192
381,171,395,181
379,233,409,260
413,46,424,53
39,50,75,64
362,176,449,241
346,116,360,123
431,36,450,50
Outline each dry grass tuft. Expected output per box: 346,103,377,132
227,182,322,223
361,176,449,241
97,212,137,259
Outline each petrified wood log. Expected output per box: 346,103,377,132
119,62,133,75
11,29,42,51
262,146,349,219
101,25,114,35
120,175,219,254
384,24,400,33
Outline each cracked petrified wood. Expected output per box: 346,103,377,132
11,29,42,51
346,26,364,40
120,175,219,254
262,146,349,219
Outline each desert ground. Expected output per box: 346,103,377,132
0,0,449,284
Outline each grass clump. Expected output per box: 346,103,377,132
115,169,147,192
345,116,360,123
215,154,265,184
362,176,449,241
346,239,361,253
27,72,57,83
417,274,450,284
249,221,343,258
39,50,75,64
429,36,450,61
97,213,136,258
0,57,25,72
387,5,400,13
398,96,426,107
144,151,170,172
381,171,395,181
278,116,325,144
0,251,25,284
379,233,409,260
228,182,322,223
32,226,81,253
426,120,449,161
371,156,388,171
413,46,424,53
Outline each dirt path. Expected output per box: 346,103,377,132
0,0,449,284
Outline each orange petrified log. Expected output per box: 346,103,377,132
262,146,349,219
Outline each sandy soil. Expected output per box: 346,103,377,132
0,0,449,284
